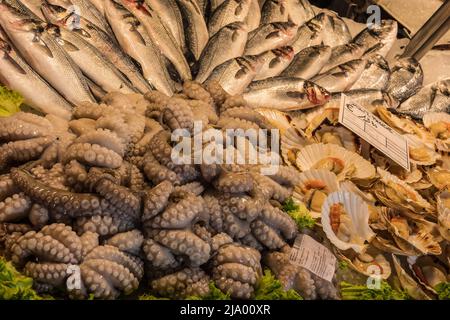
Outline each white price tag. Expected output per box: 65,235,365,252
289,234,336,282
339,94,410,171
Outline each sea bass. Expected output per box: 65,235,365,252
353,20,397,56
260,0,289,25
244,21,297,55
290,13,328,53
322,13,351,47
386,57,423,103
351,54,390,91
245,0,261,31
286,0,315,26
254,46,294,80
280,45,331,79
320,43,365,73
208,0,251,36
243,77,330,110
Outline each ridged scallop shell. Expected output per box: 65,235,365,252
314,125,357,152
339,180,376,204
255,108,292,135
296,143,376,180
404,134,440,166
321,191,375,253
423,112,450,152
336,249,391,280
426,167,450,190
280,127,309,166
437,191,450,241
290,104,340,137
408,256,448,294
392,255,432,300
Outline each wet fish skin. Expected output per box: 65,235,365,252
88,0,105,14
353,20,398,56
245,0,260,31
203,54,264,95
322,13,351,47
260,0,289,25
395,79,450,119
122,0,191,81
45,24,136,94
320,42,365,73
210,0,226,13
0,36,72,119
285,0,315,26
351,54,390,91
281,44,331,79
290,12,327,54
176,0,209,60
195,21,248,83
208,0,251,36
243,76,331,110
244,21,298,55
16,0,46,20
386,57,423,103
41,0,153,94
104,0,174,96
0,3,95,105
329,89,397,113
254,46,294,80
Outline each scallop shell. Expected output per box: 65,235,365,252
296,143,376,181
339,180,376,204
427,167,450,190
404,134,440,166
408,256,448,294
423,112,450,152
289,103,339,137
321,191,375,253
392,255,433,300
336,249,391,280
437,191,450,242
280,127,309,167
255,108,292,135
314,125,357,152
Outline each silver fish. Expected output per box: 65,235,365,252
281,45,331,79
311,59,366,93
146,0,186,53
320,43,365,73
203,55,264,95
88,0,105,14
42,1,152,93
353,20,397,56
261,0,289,25
0,36,72,119
210,0,226,13
244,21,298,55
104,0,174,96
322,13,351,47
386,57,423,103
395,79,450,119
290,13,327,53
45,24,136,94
0,3,95,105
330,89,397,113
195,21,248,83
245,0,260,31
243,77,331,110
122,0,191,81
351,54,390,91
254,46,294,81
176,0,209,60
86,76,107,100
17,0,46,20
285,0,315,26
208,0,251,36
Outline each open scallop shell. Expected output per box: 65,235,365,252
339,180,376,204
314,125,357,152
321,191,375,253
255,108,292,136
424,112,450,152
296,143,376,181
280,127,309,167
437,191,450,242
336,249,392,280
289,103,340,137
427,167,450,190
404,134,441,166
408,256,448,294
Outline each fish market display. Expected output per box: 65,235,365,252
0,0,449,302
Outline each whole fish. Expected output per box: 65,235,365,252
320,43,365,73
243,77,330,110
261,0,289,25
245,0,260,31
195,22,248,83
122,0,191,81
0,2,95,105
311,59,366,93
286,0,315,26
290,13,328,53
351,54,390,91
176,0,209,60
0,37,72,119
394,79,450,119
322,13,351,47
353,20,397,56
386,57,423,103
208,0,251,36
244,21,297,55
281,45,331,79
254,46,294,81
104,0,174,96
45,24,136,94
331,89,397,113
203,55,264,95
42,1,152,93
146,0,186,53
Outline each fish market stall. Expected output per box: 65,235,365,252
0,0,449,301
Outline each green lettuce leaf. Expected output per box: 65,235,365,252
0,86,23,117
254,269,302,300
340,281,409,300
282,197,315,229
435,282,450,300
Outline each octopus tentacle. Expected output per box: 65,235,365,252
0,174,19,201
79,263,119,299
0,118,50,142
213,172,254,193
215,278,254,299
142,238,181,270
76,129,125,157
183,81,214,106
23,262,69,287
69,118,97,136
95,115,131,146
142,181,173,222
163,99,194,133
260,204,298,240
204,194,224,233
252,174,292,202
142,151,180,185
74,215,135,236
213,243,261,271
28,203,49,228
188,100,218,124
250,220,286,250
217,116,260,131
0,193,32,222
210,233,233,252
221,107,271,129
213,263,258,285
64,160,89,192
239,234,264,251
130,119,163,156
79,231,99,257
204,81,230,107
73,103,112,120
40,223,83,263
104,230,144,255
63,142,123,169
218,194,261,222
222,211,251,240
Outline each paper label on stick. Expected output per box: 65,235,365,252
339,94,410,171
289,234,336,282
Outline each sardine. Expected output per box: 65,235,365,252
254,46,294,80
176,0,209,60
290,13,327,53
261,0,289,25
42,1,152,93
208,0,251,36
243,77,330,110
322,13,351,47
353,20,397,56
386,57,423,103
394,79,450,119
104,0,174,96
0,2,95,105
351,54,390,91
195,22,248,83
203,55,264,95
45,24,136,94
146,0,186,53
244,21,297,55
311,59,366,93
245,0,260,31
320,43,365,73
285,0,315,26
281,45,331,79
0,36,72,119
122,0,191,81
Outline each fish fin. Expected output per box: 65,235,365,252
235,69,247,79
2,55,27,75
266,31,281,39
60,40,79,52
33,41,54,58
128,25,146,45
